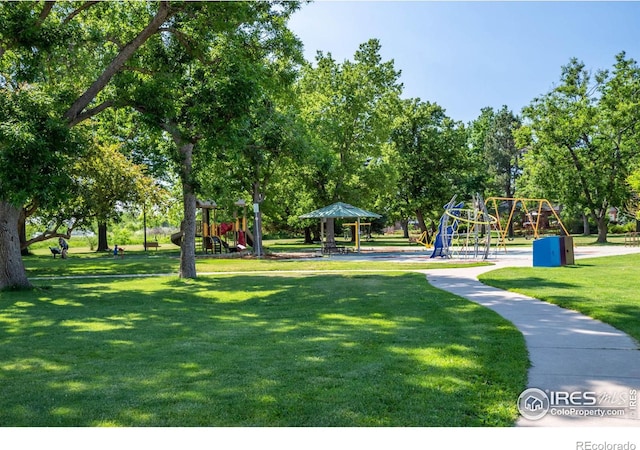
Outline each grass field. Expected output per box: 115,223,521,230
22,249,490,279
479,253,640,343
0,252,528,426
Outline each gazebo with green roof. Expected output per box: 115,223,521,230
300,202,381,252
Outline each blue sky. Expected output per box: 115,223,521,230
287,1,640,124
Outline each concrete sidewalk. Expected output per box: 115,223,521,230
424,248,640,427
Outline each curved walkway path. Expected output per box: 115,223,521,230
424,246,640,426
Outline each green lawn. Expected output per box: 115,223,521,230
0,271,527,426
23,248,489,278
479,253,640,342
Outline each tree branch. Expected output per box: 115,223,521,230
158,26,198,60
23,201,39,219
63,1,99,25
24,227,73,250
64,1,173,126
35,1,56,28
67,100,115,127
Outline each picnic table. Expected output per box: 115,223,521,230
321,243,348,255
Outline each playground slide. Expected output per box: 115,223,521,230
245,229,254,248
214,236,230,252
171,231,183,246
430,200,463,258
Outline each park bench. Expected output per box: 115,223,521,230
145,241,160,251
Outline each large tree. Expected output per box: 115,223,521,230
519,54,640,243
0,1,301,286
388,98,470,238
481,106,522,238
122,1,302,276
0,1,176,289
297,39,402,245
484,106,522,200
75,143,162,252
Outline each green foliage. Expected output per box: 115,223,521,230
519,54,640,242
0,86,84,207
0,1,182,286
297,39,402,207
608,222,635,234
388,98,470,226
483,106,522,198
110,228,133,246
74,142,161,222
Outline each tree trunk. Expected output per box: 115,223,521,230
18,209,29,256
636,219,640,233
325,218,336,246
97,222,109,251
304,226,313,244
582,213,590,236
312,224,321,242
252,182,264,257
507,199,515,239
179,142,197,279
0,201,31,289
64,1,172,125
415,209,427,234
400,220,409,239
595,214,608,244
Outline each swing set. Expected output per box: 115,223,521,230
484,197,570,249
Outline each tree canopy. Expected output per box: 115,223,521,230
518,54,640,242
2,1,640,290
389,98,470,235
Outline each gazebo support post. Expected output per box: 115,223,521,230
356,217,361,252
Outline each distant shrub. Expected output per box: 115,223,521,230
608,222,635,234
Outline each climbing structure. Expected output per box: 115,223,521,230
431,194,498,260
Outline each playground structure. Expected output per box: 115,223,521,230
170,199,253,254
429,194,571,260
484,197,570,250
430,193,497,260
408,230,435,248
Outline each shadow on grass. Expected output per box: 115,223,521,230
479,275,577,292
24,253,180,278
0,273,526,427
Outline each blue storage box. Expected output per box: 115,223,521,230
533,236,562,267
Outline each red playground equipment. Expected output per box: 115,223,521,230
171,199,253,254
